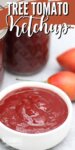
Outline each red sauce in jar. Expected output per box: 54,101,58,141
4,28,49,75
0,39,5,82
0,87,68,134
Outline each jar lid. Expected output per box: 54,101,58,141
0,29,7,39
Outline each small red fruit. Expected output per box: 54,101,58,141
57,48,75,72
48,71,75,101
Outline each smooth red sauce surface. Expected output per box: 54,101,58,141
0,87,68,134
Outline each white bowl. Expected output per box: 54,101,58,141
0,82,72,150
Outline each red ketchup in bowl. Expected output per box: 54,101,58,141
0,87,68,134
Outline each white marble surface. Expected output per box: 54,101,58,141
0,28,75,150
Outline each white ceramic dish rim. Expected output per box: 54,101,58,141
0,81,72,137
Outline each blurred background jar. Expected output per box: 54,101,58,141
0,29,7,83
4,27,49,75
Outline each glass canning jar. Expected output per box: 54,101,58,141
4,27,49,75
0,29,7,83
